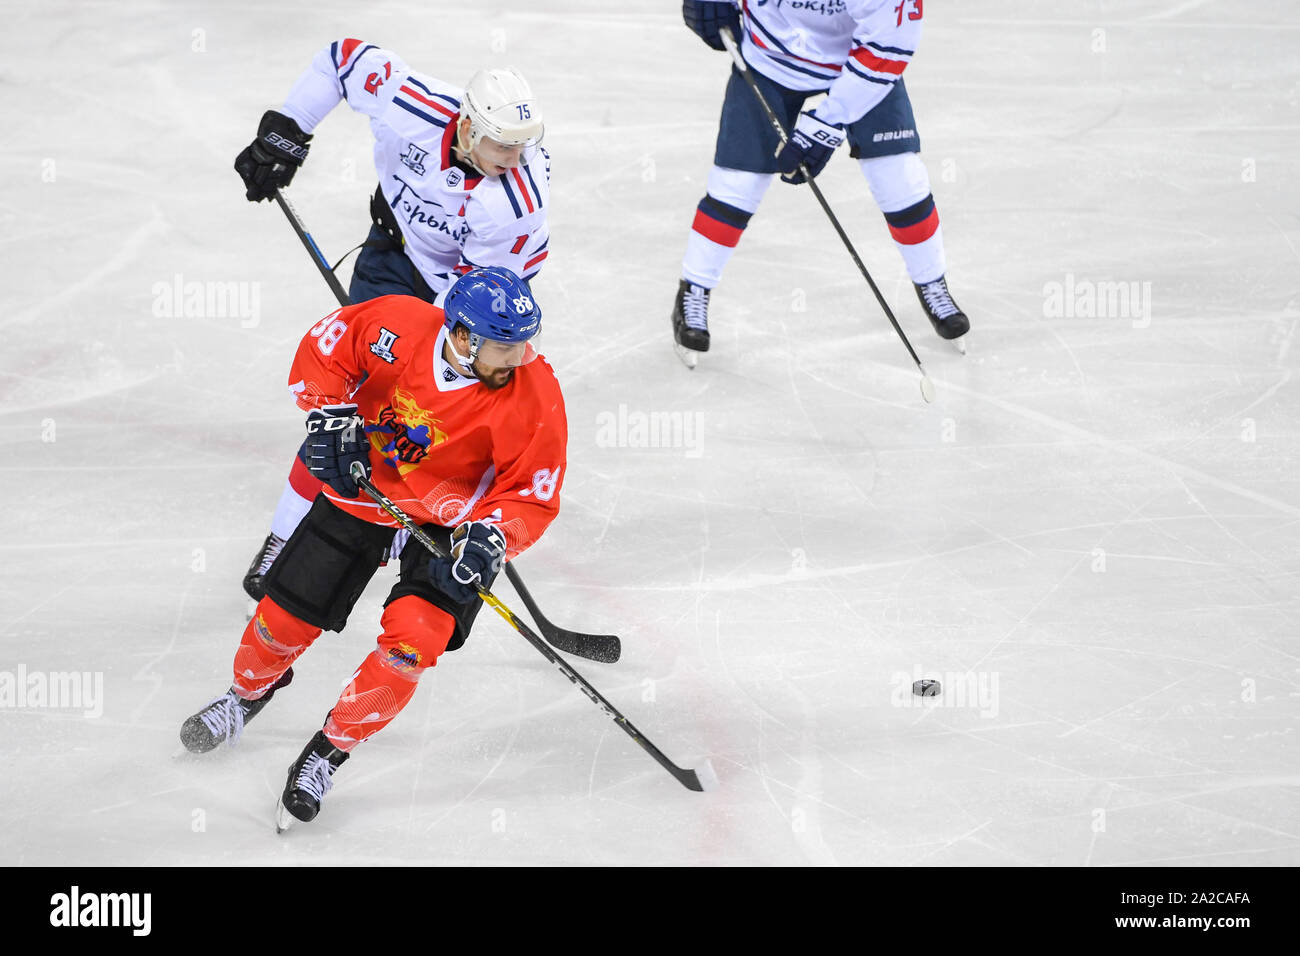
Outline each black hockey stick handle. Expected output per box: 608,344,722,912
273,188,352,308
718,28,935,402
348,465,714,792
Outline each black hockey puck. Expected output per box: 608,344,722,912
912,679,941,697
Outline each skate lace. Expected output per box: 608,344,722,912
294,753,337,802
198,692,247,745
254,534,286,576
920,280,960,320
682,285,710,331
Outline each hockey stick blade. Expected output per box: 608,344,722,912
504,563,621,663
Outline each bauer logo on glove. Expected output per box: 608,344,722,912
776,110,845,185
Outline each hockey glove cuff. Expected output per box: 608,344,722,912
682,0,741,52
429,521,507,603
776,111,844,185
304,404,370,499
235,110,312,202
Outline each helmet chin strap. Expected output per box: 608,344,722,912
447,331,483,377
453,122,489,176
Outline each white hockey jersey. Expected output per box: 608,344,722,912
278,39,550,295
737,0,923,126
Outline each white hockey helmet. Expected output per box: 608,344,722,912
461,67,543,148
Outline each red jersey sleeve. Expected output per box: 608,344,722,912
470,358,568,559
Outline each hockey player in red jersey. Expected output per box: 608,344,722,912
233,38,552,599
180,268,566,828
672,1,969,364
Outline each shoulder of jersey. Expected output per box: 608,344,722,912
515,351,564,407
474,148,550,225
356,295,444,367
388,70,463,134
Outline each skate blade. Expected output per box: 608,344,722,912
951,335,967,355
274,798,295,834
673,342,700,370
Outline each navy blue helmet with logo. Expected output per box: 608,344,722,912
443,266,541,367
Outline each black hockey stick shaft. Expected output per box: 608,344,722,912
718,29,935,401
273,188,351,306
349,465,711,792
271,188,620,662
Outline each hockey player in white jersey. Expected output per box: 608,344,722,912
673,1,969,362
234,39,551,598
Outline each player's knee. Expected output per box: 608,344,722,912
859,152,931,211
250,596,322,654
705,165,775,213
375,595,455,678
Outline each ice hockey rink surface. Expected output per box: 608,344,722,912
1,0,1297,866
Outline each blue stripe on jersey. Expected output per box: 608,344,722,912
500,176,524,219
531,238,548,254
338,44,377,85
522,164,544,210
403,77,461,111
766,54,840,82
867,41,914,57
393,97,448,128
746,15,798,58
845,61,894,85
330,41,339,70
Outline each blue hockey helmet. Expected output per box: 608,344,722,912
443,266,541,368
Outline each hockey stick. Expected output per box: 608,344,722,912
349,463,716,792
718,28,937,404
271,187,621,663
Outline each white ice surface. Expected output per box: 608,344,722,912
2,1,1298,866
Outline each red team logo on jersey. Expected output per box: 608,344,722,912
367,387,449,475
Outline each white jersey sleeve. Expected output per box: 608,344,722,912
813,1,923,127
739,1,922,127
280,39,413,133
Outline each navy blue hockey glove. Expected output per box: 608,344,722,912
234,110,312,202
429,521,507,603
304,404,370,499
776,111,845,185
683,0,741,52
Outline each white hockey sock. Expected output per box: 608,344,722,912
860,153,947,285
681,166,775,288
269,480,314,542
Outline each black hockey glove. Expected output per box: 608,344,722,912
234,110,312,202
776,111,844,185
304,404,370,498
682,0,740,52
429,521,507,603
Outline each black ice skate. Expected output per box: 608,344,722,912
914,276,970,353
179,668,294,753
671,279,711,369
242,532,286,601
275,730,350,832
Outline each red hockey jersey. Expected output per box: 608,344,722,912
287,295,567,559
